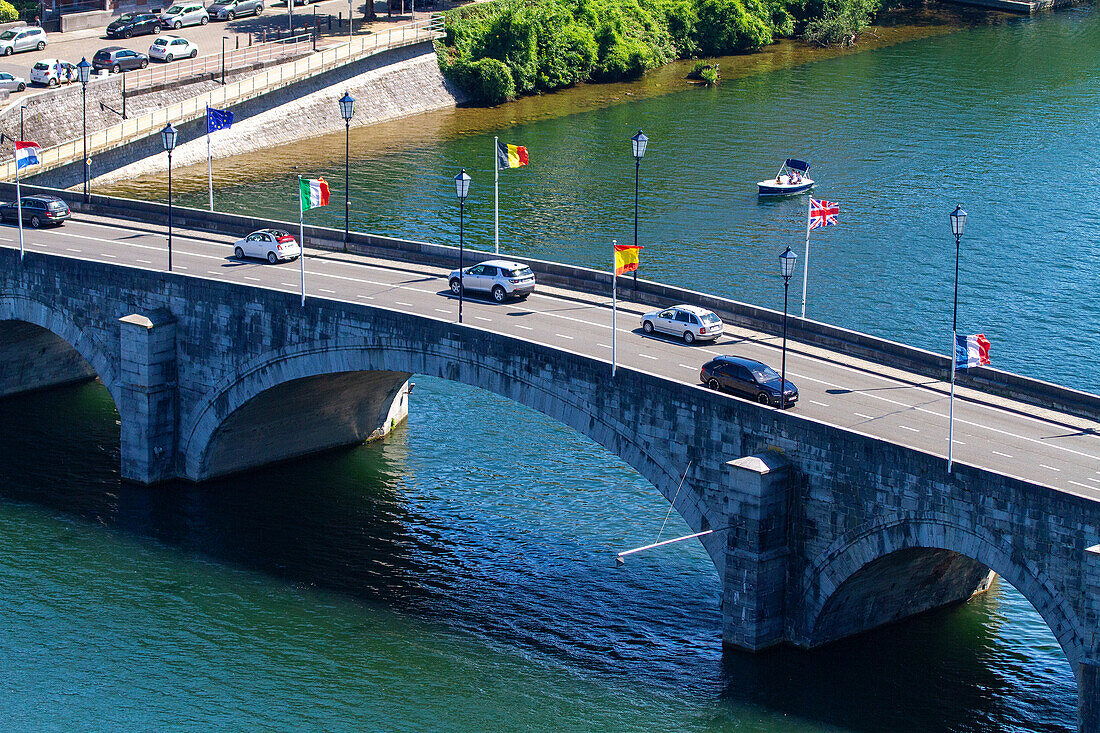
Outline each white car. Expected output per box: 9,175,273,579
149,35,198,62
160,3,210,28
447,259,535,303
641,304,724,344
0,26,46,55
233,229,301,263
30,59,76,87
0,71,26,92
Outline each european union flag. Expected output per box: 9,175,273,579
207,106,233,134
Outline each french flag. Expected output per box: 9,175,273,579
15,141,41,170
955,333,991,370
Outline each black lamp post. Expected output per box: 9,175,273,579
19,104,26,140
77,57,91,203
948,204,967,472
454,168,470,324
630,129,647,293
162,122,178,272
339,91,355,251
779,246,797,409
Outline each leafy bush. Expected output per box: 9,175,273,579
0,1,20,23
803,0,878,44
688,59,719,84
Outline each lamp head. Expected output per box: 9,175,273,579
779,246,797,280
454,168,471,202
161,122,178,153
339,91,355,121
950,204,967,237
631,129,648,160
77,57,91,84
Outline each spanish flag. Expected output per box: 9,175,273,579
614,243,641,275
497,141,529,169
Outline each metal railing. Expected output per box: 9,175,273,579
0,14,444,181
127,33,314,91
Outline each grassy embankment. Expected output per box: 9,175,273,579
436,0,883,104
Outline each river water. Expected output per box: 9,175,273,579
6,5,1097,731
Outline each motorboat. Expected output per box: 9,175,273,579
757,159,814,196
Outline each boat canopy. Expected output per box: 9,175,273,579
785,158,810,172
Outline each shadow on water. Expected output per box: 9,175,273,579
0,378,1078,732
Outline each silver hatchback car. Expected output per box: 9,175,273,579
641,304,724,344
448,259,536,303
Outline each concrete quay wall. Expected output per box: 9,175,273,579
3,182,1096,426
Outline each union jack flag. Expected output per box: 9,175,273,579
809,198,839,230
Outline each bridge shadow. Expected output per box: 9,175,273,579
826,380,940,395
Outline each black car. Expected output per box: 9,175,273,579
105,12,162,39
700,355,798,408
0,195,71,228
93,46,150,73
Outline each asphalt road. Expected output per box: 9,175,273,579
5,213,1100,501
0,1,415,82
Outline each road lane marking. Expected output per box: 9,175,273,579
679,364,696,370
356,295,374,300
475,316,492,322
638,353,659,360
396,301,412,306
809,400,830,407
515,324,533,330
1087,477,1100,483
281,282,295,287
319,288,335,294
176,265,187,270
598,344,612,349
1069,481,1094,489
1040,464,1061,472
434,308,452,314
853,412,875,420
65,248,81,252
992,451,1013,458
101,253,116,258
136,259,152,264
899,425,920,433
556,333,574,340
244,276,260,281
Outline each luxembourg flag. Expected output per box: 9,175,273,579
15,141,41,170
955,333,991,369
299,177,329,212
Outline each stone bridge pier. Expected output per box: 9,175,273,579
2,250,1098,730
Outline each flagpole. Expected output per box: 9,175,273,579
298,175,305,306
801,198,811,319
493,135,499,255
205,107,213,212
948,330,956,473
612,239,617,377
15,148,23,261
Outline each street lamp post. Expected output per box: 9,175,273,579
77,58,91,203
779,246,797,409
947,204,967,473
221,37,228,85
162,122,178,272
454,169,470,324
19,104,26,140
630,129,647,294
339,91,355,251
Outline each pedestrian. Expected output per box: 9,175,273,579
33,15,40,26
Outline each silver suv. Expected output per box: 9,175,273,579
207,0,263,20
448,259,536,303
641,304,724,344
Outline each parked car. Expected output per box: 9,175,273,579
233,229,301,263
105,12,162,39
0,195,71,228
447,259,536,303
30,59,76,87
207,0,264,20
149,35,198,62
0,27,47,56
641,304,723,344
0,71,27,92
161,3,210,28
700,355,798,408
93,47,150,73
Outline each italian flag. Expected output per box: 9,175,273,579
299,177,330,212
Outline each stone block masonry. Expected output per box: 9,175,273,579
0,319,97,398
2,247,1098,731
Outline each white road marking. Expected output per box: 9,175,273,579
1087,477,1100,483
1069,481,1094,489
1040,464,1061,472
136,259,152,264
679,364,696,370
598,344,612,349
281,282,296,287
101,253,117,258
319,288,335,294
556,333,575,340
638,353,659,360
434,308,452,314
899,425,920,433
356,295,374,300
853,412,875,420
65,247,81,252
396,301,412,306
992,451,1013,458
809,400,830,407
515,324,533,331
244,276,260,282
176,265,187,270
475,316,492,322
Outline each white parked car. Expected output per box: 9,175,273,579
233,229,301,263
160,3,210,28
0,26,47,55
30,59,76,87
149,35,198,62
641,304,724,344
0,71,27,92
448,259,535,303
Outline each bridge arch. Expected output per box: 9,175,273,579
178,340,727,572
0,293,120,408
798,516,1088,672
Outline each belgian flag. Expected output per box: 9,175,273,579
497,141,529,169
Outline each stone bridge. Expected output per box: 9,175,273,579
2,247,1097,729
